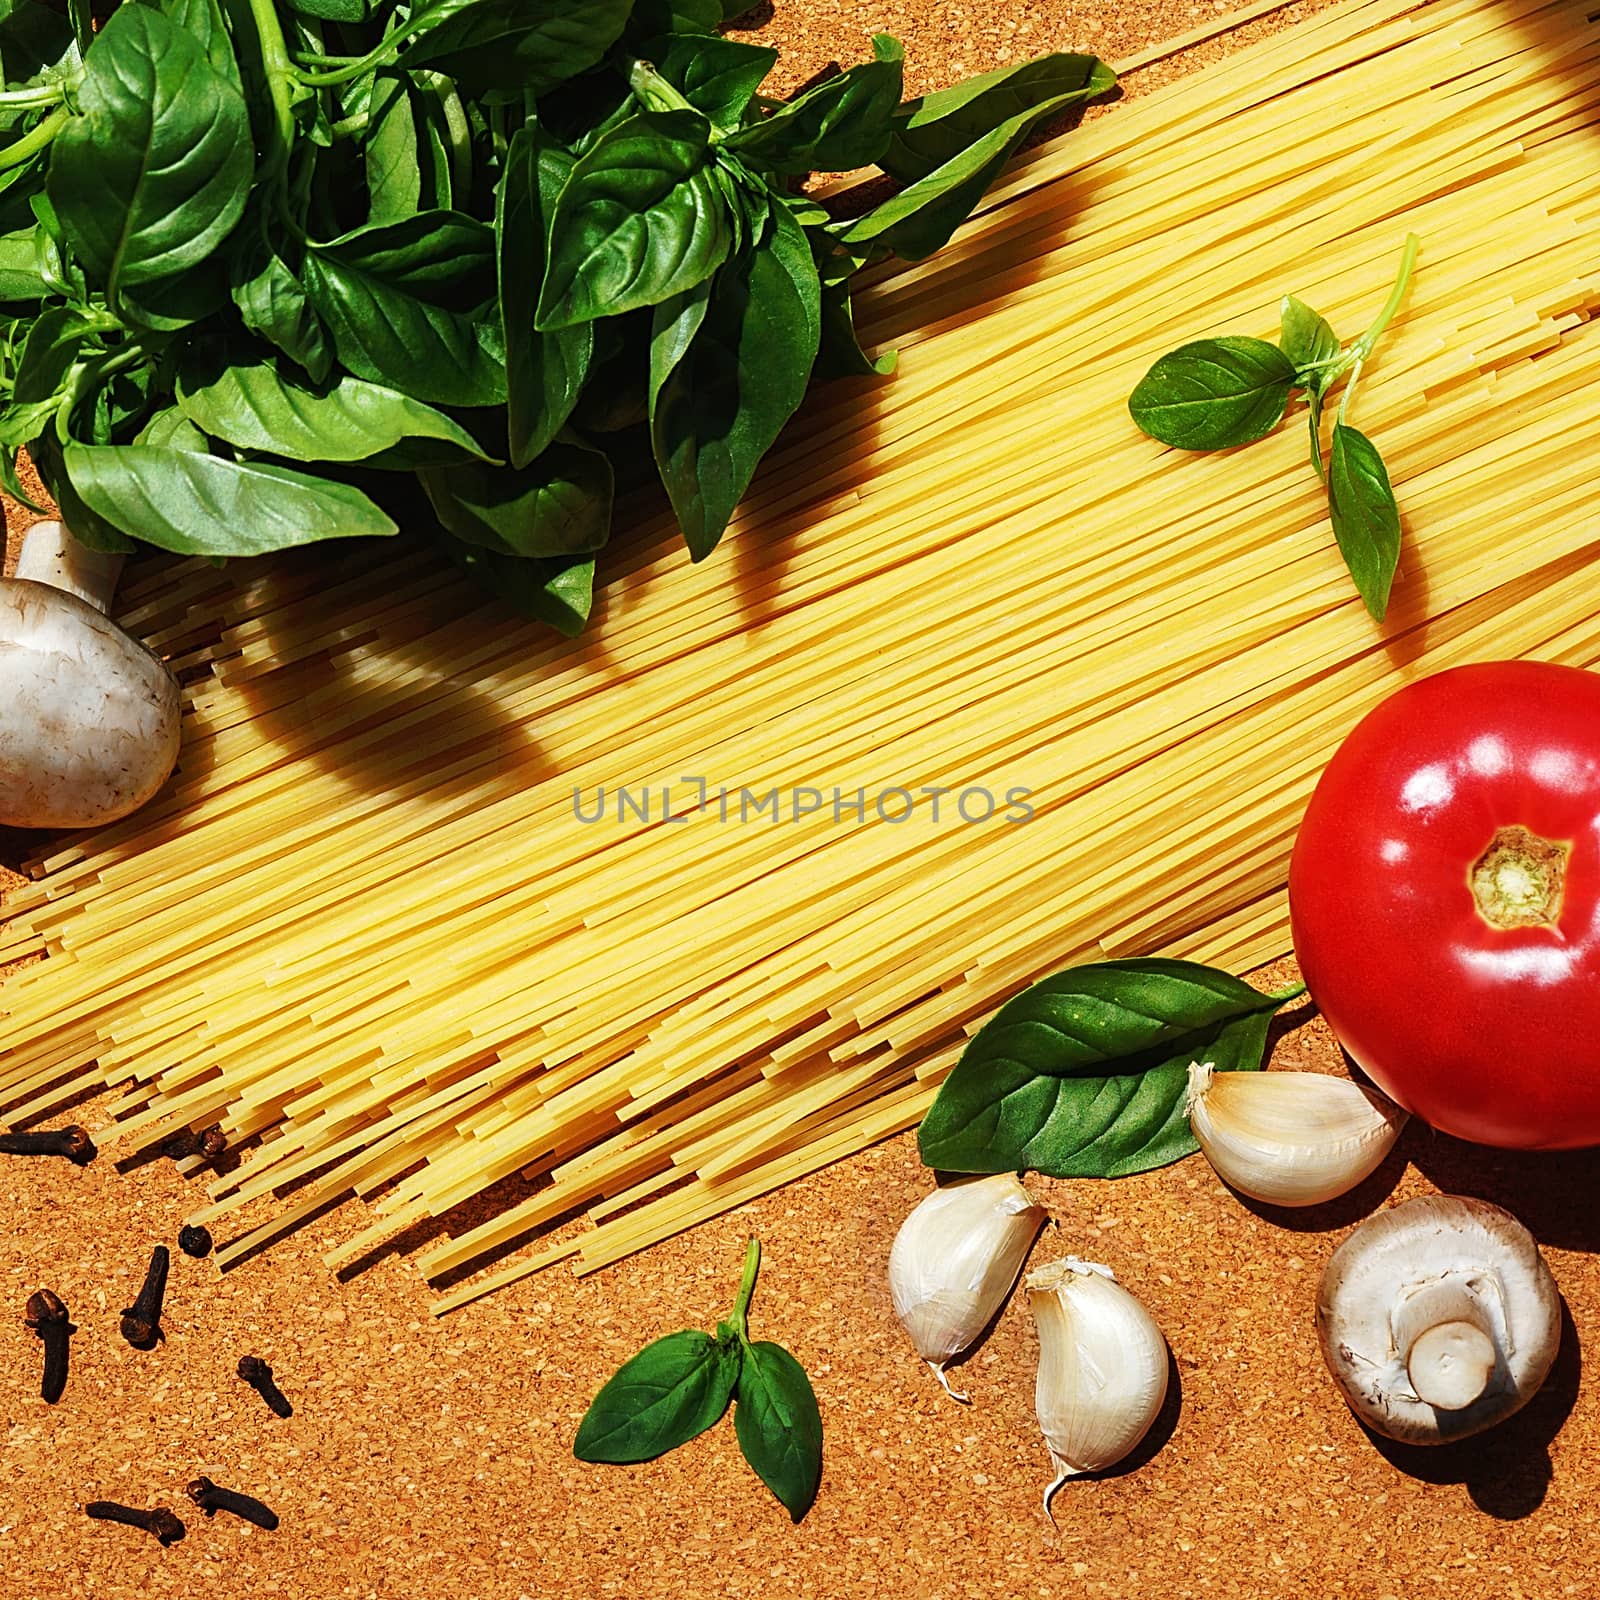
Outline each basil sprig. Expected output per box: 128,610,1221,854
918,958,1304,1178
0,0,1114,631
575,1238,823,1523
1128,235,1419,621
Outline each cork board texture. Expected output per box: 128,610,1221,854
5,3,1600,1598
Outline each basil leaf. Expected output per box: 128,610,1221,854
650,195,821,561
118,258,229,334
499,127,593,470
1328,422,1401,621
0,225,46,301
724,35,903,175
538,109,732,332
232,244,333,384
441,535,595,635
177,352,491,466
48,7,251,301
364,73,423,226
882,53,1114,182
734,1340,823,1523
0,305,104,446
628,0,724,42
28,190,83,301
818,275,896,379
419,437,612,558
655,36,778,127
134,0,240,91
574,1329,742,1464
62,443,398,554
0,394,61,450
1127,337,1296,451
286,0,372,20
0,440,51,515
135,405,209,451
917,959,1296,1177
12,304,93,407
402,0,633,95
832,64,1108,262
922,1008,1280,1179
33,433,135,551
303,211,506,407
1279,295,1340,374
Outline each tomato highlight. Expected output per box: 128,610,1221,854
1289,660,1600,1149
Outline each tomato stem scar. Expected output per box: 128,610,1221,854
1470,825,1568,929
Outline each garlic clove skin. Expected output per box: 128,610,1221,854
888,1172,1047,1402
1027,1257,1169,1521
1185,1061,1407,1207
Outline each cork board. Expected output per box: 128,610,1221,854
5,4,1598,1597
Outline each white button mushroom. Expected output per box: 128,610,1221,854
1316,1194,1561,1444
0,520,180,829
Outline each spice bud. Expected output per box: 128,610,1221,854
1027,1257,1168,1521
888,1172,1047,1402
1185,1061,1407,1207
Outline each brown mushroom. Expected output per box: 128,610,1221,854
1316,1194,1561,1444
0,520,180,828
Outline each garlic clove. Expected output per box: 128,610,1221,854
1026,1257,1169,1521
888,1172,1047,1402
1185,1061,1407,1207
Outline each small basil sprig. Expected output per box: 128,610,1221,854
917,958,1304,1178
1128,234,1419,621
574,1237,823,1523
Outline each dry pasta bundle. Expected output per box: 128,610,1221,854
2,0,1599,1312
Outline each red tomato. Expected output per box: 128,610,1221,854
1289,660,1600,1149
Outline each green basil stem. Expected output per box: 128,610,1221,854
1351,233,1420,364
54,343,149,442
1269,980,1308,1003
1336,357,1365,426
628,59,695,116
0,83,70,110
418,71,473,199
290,14,438,88
1307,387,1328,483
1316,234,1421,394
244,0,297,178
729,1236,761,1345
0,106,70,173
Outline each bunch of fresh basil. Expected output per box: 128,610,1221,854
0,0,1112,634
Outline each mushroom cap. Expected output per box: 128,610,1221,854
1316,1194,1561,1445
0,578,181,829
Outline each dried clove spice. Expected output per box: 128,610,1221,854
24,1288,71,1403
0,1124,95,1164
85,1502,185,1544
177,1223,213,1258
237,1355,292,1418
120,1245,170,1349
162,1123,228,1162
187,1476,279,1530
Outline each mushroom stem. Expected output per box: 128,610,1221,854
14,520,124,614
1392,1278,1498,1411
